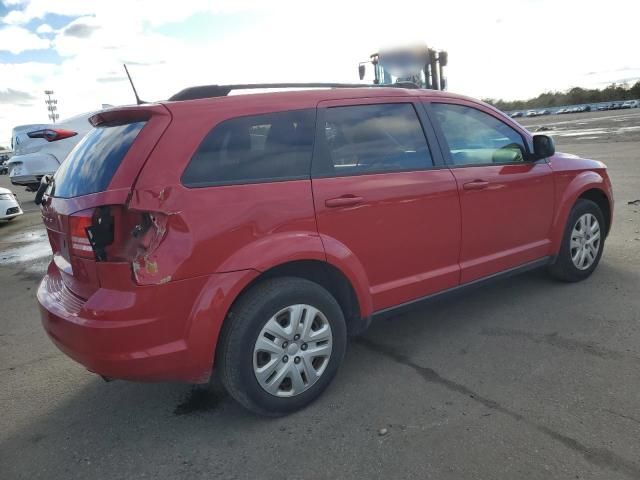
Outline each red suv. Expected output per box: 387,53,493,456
37,84,613,415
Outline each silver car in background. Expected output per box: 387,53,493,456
8,112,95,191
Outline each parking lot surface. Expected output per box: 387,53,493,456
1,109,639,479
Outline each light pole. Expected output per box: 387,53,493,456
44,90,59,124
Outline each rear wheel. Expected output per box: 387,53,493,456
217,277,347,416
548,199,605,282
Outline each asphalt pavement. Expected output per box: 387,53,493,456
1,109,639,479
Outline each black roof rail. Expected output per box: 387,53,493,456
168,82,419,101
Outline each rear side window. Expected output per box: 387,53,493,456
53,121,146,198
314,103,433,177
182,109,316,187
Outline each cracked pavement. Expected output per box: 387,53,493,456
1,110,639,479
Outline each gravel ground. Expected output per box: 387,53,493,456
1,109,639,479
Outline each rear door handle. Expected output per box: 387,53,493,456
463,180,489,190
325,195,364,208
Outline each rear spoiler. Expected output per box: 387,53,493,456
89,105,163,127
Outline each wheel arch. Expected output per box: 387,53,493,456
550,171,611,252
204,258,370,383
578,188,611,236
225,259,369,337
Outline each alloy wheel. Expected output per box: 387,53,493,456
570,213,601,270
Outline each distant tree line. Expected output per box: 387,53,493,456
483,81,640,111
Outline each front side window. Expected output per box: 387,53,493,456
431,103,527,166
182,109,316,187
315,103,433,176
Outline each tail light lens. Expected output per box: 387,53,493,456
27,128,78,142
69,210,95,258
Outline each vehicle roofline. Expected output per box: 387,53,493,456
159,87,476,109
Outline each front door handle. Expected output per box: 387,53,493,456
463,180,489,190
325,195,364,208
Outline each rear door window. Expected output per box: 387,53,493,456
313,103,433,177
53,121,146,198
182,109,316,187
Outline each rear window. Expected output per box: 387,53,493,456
53,121,146,198
182,109,316,187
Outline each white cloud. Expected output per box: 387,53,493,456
2,0,94,24
0,26,50,54
35,23,54,34
1,0,272,26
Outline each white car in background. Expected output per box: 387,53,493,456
8,112,95,191
0,187,22,221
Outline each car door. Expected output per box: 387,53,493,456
426,100,555,283
311,98,461,312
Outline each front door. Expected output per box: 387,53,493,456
428,100,555,283
311,99,461,311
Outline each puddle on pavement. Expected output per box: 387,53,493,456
1,242,51,264
2,229,48,244
554,128,609,137
549,125,640,139
0,226,52,273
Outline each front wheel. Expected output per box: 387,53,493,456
217,277,347,416
548,199,606,282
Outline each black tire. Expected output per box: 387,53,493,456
548,199,605,282
217,277,347,416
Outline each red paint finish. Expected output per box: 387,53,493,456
38,260,258,383
37,88,614,384
313,170,461,311
450,163,555,283
129,181,322,280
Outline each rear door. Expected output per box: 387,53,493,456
311,98,461,312
426,100,555,283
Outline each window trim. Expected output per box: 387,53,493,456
180,107,317,189
180,174,311,189
423,100,540,169
311,100,438,179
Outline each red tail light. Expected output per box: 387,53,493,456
69,210,94,258
27,128,77,142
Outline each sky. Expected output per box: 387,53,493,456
1,0,640,147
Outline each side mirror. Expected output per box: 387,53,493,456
532,134,555,160
358,64,366,80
